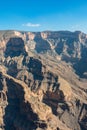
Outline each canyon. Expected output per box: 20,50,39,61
0,30,87,130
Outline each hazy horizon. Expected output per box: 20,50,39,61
0,29,85,34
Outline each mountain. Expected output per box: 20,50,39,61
0,30,87,130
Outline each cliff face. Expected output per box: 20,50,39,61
0,30,87,130
4,37,27,57
1,30,87,77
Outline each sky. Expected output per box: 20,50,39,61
0,0,87,33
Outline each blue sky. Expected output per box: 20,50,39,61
0,0,87,32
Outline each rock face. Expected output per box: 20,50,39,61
0,30,87,130
4,37,26,57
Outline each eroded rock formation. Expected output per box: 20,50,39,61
0,30,87,130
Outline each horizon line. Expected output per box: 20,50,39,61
0,29,85,33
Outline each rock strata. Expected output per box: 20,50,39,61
0,30,87,130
